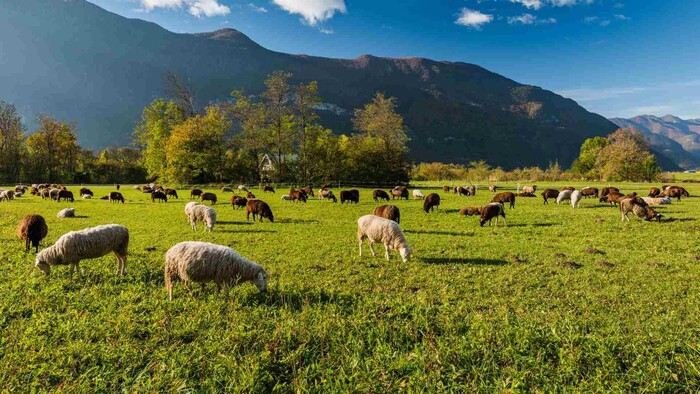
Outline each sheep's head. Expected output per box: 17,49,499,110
253,268,269,292
399,247,412,263
34,256,51,275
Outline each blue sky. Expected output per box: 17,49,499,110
88,0,700,119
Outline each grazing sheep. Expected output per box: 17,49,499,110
600,192,629,206
642,197,672,205
201,192,217,205
648,187,661,197
289,188,307,203
391,186,409,200
56,208,76,218
56,190,74,203
142,186,153,193
151,191,168,203
221,186,234,193
188,204,216,232
237,185,249,192
79,187,93,197
281,194,292,201
423,193,440,213
14,191,23,198
459,206,482,216
480,202,506,227
82,194,92,199
164,188,179,199
571,190,583,208
465,186,476,196
246,200,274,223
600,187,619,198
412,189,425,200
17,215,48,253
489,185,498,193
374,205,400,224
0,190,14,202
373,189,390,202
263,185,275,193
303,186,315,197
30,186,38,196
556,190,573,205
340,189,360,204
35,224,129,279
40,189,50,199
581,187,599,198
492,192,516,209
165,241,269,300
109,191,125,204
357,215,412,262
621,197,662,222
184,201,200,219
442,185,451,193
190,189,203,199
231,195,247,209
522,185,537,194
319,189,337,203
662,186,690,201
246,192,256,199
454,186,468,196
133,185,141,190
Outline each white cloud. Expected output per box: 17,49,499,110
319,28,334,34
614,14,630,20
455,8,494,29
511,0,543,10
508,13,556,25
272,0,347,26
249,3,268,13
139,0,230,17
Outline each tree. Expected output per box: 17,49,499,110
0,101,25,183
133,99,185,181
165,72,196,118
570,136,609,177
294,81,322,183
262,71,295,181
595,127,659,181
25,115,80,182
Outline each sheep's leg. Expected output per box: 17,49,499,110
25,239,30,253
502,214,507,227
384,244,390,261
369,242,376,257
168,283,173,301
358,239,363,257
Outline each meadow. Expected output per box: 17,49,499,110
0,181,699,392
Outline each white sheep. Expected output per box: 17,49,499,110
357,214,412,262
281,194,292,201
184,201,200,221
188,204,216,232
133,185,140,190
57,208,76,218
82,194,92,199
412,189,425,200
221,186,233,193
164,241,269,300
237,185,248,192
0,190,14,202
556,189,573,205
14,191,23,198
642,197,672,205
35,224,129,279
570,190,583,208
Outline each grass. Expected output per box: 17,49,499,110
0,182,699,392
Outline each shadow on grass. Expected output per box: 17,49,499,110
405,229,475,236
217,220,252,225
505,223,555,227
421,257,508,266
663,217,696,223
217,229,276,233
276,218,319,224
240,288,356,311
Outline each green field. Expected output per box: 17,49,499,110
1,182,699,392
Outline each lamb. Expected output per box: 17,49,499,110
412,189,425,199
491,192,516,209
642,197,672,205
17,215,49,253
373,189,390,202
570,190,583,208
246,200,274,223
340,189,360,204
34,224,129,279
648,187,661,197
109,191,125,204
164,188,179,199
263,185,275,193
522,185,537,194
620,197,662,222
190,189,203,199
56,208,76,218
373,205,400,224
164,241,269,300
357,215,412,262
231,195,247,209
459,206,482,216
281,194,292,201
151,191,168,203
201,192,217,205
56,190,74,202
237,185,249,192
188,204,216,232
221,186,234,193
581,187,599,198
556,189,573,205
480,202,506,227
423,193,440,213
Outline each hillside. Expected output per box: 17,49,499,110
2,0,621,168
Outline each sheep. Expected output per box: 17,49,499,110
648,187,661,197
319,189,337,203
522,185,537,194
246,192,256,199
465,186,476,196
30,186,38,196
188,204,216,232
56,190,74,203
263,185,275,193
642,197,672,205
237,185,249,192
303,186,315,197
340,189,360,204
412,189,425,200
221,186,234,193
34,224,129,279
492,192,516,209
459,206,482,216
0,190,14,202
246,200,274,223
164,241,269,300
14,191,23,198
82,194,92,199
489,185,498,193
560,186,576,192
40,189,50,199
190,189,203,199
201,192,217,205
423,193,440,213
116,184,120,191
517,192,536,197
571,190,583,208
556,190,573,205
600,187,619,198
454,186,468,196
600,191,626,206
231,195,248,209
442,185,450,193
17,215,48,253
479,202,506,227
373,189,390,202
391,186,409,200
79,187,93,197
109,191,125,204
357,215,412,262
133,185,141,190
581,187,599,198
662,186,690,201
142,186,153,193
164,188,179,199
289,188,307,203
374,205,400,224
151,191,168,203
620,197,662,222
281,194,292,201
56,208,75,218
184,201,200,219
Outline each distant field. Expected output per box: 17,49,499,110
0,183,699,391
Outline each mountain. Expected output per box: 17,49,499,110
1,0,622,168
610,115,700,170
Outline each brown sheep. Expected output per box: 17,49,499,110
423,193,440,213
373,189,390,202
648,187,661,197
17,215,48,253
40,189,50,199
263,185,275,193
454,186,467,196
231,195,247,209
662,186,690,201
246,192,256,199
600,191,626,206
522,185,537,194
442,185,450,193
581,187,599,198
480,203,506,227
246,200,274,223
152,191,168,203
374,205,400,224
289,189,307,203
319,189,337,203
30,186,39,196
465,185,476,196
79,187,93,197
190,189,203,200
109,191,125,203
459,206,482,216
303,186,315,197
541,189,559,204
391,186,409,200
491,192,516,209
142,186,153,193
56,190,74,202
201,192,217,205
600,187,619,198
621,197,662,222
340,189,360,204
164,188,179,199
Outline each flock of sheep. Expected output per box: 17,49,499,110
6,181,689,298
